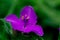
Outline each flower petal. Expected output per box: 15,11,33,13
10,19,24,31
5,14,19,23
23,25,44,36
23,25,33,33
5,14,24,31
20,6,37,24
32,25,44,36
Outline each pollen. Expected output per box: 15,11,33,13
22,16,24,20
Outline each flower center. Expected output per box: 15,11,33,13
21,14,29,27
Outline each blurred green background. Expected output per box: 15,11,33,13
0,0,60,40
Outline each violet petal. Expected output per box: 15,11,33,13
11,21,24,31
5,14,19,23
32,25,44,36
23,24,44,36
5,14,24,31
23,24,33,33
20,6,37,25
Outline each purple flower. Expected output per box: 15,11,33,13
5,6,44,36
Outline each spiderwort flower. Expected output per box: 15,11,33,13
5,6,44,36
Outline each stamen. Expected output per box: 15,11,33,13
22,16,24,20
26,16,29,19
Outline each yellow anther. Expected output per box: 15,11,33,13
22,16,24,20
